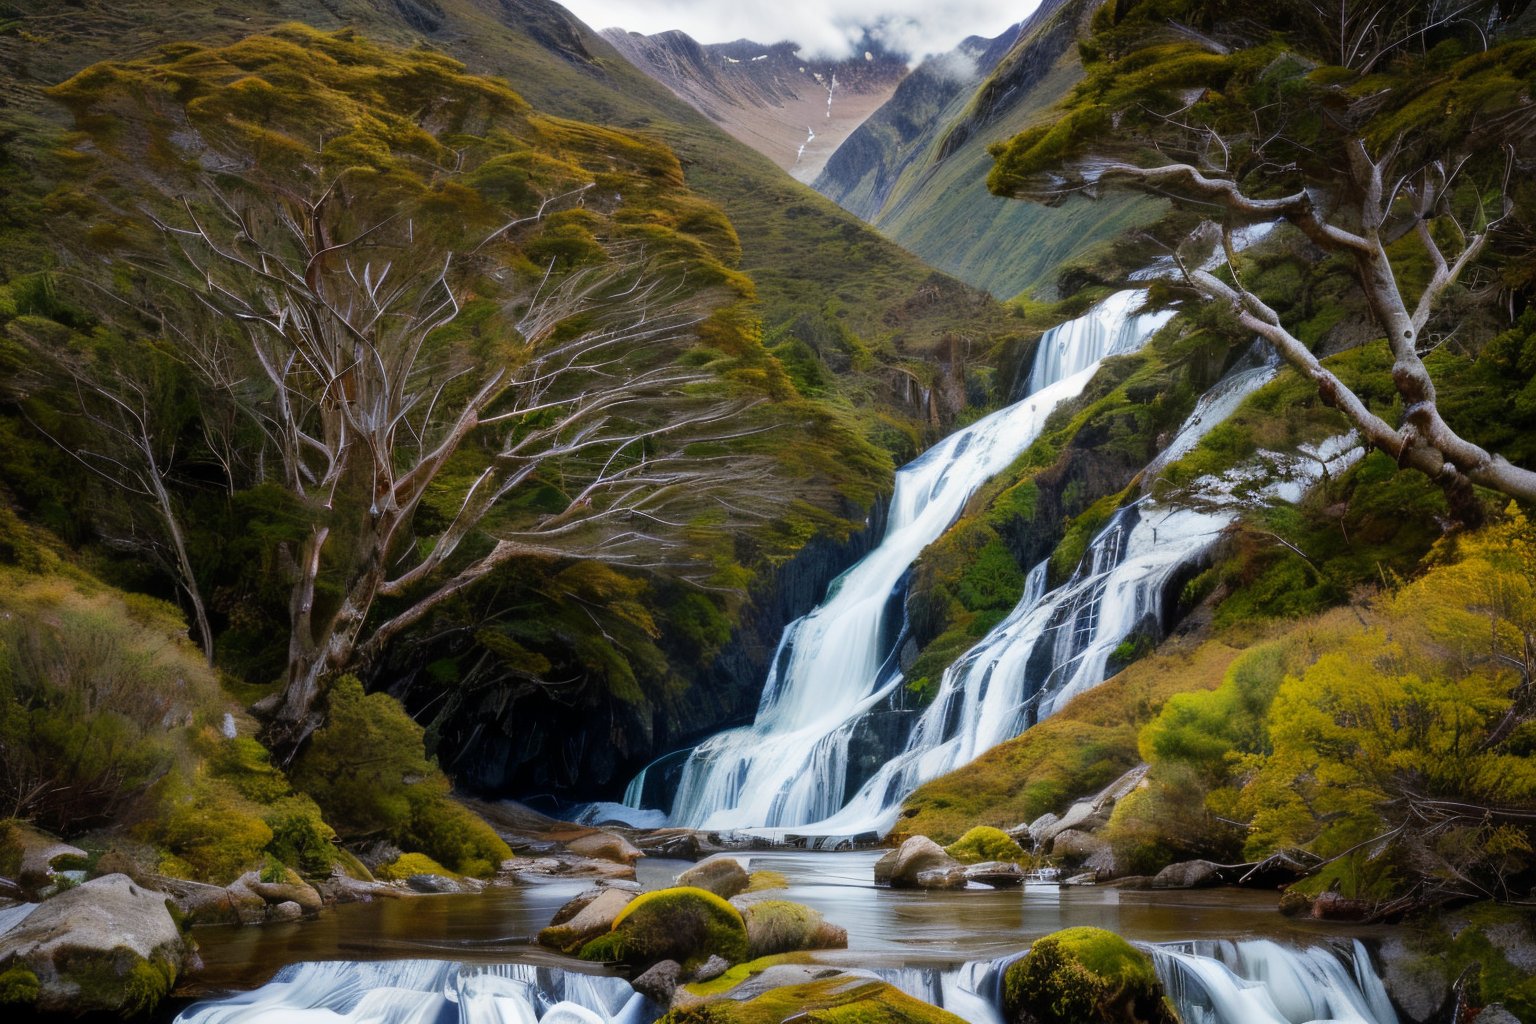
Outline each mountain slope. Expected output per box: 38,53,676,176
600,30,907,183
815,0,1159,299
2,0,1020,410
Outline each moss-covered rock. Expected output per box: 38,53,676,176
1003,927,1176,1024
0,873,186,1016
538,887,637,954
737,900,847,959
945,826,1028,865
577,885,748,973
664,974,969,1024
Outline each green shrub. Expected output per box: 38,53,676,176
945,826,1027,865
153,773,272,883
376,852,453,880
291,675,509,878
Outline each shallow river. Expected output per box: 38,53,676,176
182,850,1391,1000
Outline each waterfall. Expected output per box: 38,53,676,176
796,359,1285,837
1150,940,1399,1024
174,960,651,1024
1027,289,1178,395
637,291,1173,831
882,940,1396,1024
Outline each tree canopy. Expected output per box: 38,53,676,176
989,0,1536,515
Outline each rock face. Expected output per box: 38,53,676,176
677,856,750,899
601,29,908,181
0,873,187,1016
239,870,323,913
874,836,968,889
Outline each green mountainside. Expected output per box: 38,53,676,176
814,0,1159,300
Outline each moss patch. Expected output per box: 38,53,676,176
945,826,1028,865
664,977,968,1024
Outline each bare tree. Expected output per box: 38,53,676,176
110,172,779,749
990,0,1536,517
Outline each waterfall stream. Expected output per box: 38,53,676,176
625,291,1174,831
878,940,1399,1024
175,960,652,1024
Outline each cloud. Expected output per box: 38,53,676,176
554,1,1039,59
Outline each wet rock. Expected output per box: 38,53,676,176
1003,926,1177,1024
566,831,643,865
1049,829,1109,862
965,862,1028,887
631,959,681,1003
147,875,243,926
222,876,273,924
1309,891,1372,921
1151,860,1223,889
693,954,731,982
676,856,750,899
313,867,407,905
1026,812,1060,848
1375,935,1450,1024
0,873,187,1016
405,874,461,894
238,870,322,914
1063,872,1099,886
0,823,86,897
1476,1005,1521,1024
511,855,637,881
1081,844,1122,880
268,900,303,923
539,887,637,953
1038,802,1111,846
874,836,965,889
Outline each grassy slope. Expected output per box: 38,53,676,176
896,635,1242,843
2,0,1019,371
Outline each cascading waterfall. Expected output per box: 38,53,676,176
1150,940,1400,1024
175,960,651,1024
777,357,1292,837
882,940,1398,1024
635,291,1173,831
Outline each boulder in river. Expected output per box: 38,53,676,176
577,885,747,973
566,831,643,865
1151,860,1224,889
539,887,638,953
0,873,188,1016
1002,926,1177,1024
874,836,967,889
734,899,847,959
667,965,967,1023
676,856,750,899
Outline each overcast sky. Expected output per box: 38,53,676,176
554,1,1042,59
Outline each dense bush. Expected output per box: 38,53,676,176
292,675,510,877
0,572,219,835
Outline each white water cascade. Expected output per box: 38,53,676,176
882,940,1398,1024
175,960,651,1024
632,291,1173,831
1150,940,1400,1024
804,357,1280,836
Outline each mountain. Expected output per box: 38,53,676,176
600,30,908,183
814,0,1159,299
